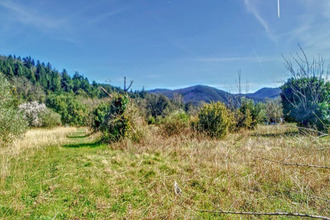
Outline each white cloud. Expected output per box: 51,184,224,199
88,7,129,24
244,0,278,43
191,56,279,63
0,1,63,30
281,0,330,55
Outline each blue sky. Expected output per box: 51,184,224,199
0,0,329,92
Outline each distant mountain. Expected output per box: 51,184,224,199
148,88,172,94
149,85,281,104
245,87,282,101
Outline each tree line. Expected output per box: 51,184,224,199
0,55,124,99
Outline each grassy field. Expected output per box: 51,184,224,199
0,125,329,219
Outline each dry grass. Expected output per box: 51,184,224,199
0,127,77,180
13,127,78,149
112,124,330,218
0,124,329,219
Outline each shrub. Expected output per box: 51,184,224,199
234,108,252,130
234,98,264,130
39,109,62,128
147,116,156,125
162,110,189,136
197,102,233,138
0,73,27,145
99,94,131,143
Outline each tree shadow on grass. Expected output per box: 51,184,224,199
251,130,300,138
66,132,93,139
63,140,104,148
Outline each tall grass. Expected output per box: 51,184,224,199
0,127,77,180
0,124,329,219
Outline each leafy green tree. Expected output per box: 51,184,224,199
0,73,27,145
146,94,172,118
46,94,89,126
281,77,330,131
90,102,110,131
281,47,330,132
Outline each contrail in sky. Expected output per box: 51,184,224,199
277,0,280,18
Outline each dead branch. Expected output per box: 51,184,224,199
282,124,329,137
257,157,330,169
196,209,330,219
99,86,113,98
123,76,134,92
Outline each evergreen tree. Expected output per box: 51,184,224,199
61,69,73,92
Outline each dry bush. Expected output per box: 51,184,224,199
161,111,190,137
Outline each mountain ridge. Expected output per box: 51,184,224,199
149,85,281,104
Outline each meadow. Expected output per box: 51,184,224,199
0,124,329,219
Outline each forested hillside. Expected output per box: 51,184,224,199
0,55,123,101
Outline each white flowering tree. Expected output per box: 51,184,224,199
19,102,47,127
19,101,62,128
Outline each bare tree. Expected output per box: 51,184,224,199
123,76,134,92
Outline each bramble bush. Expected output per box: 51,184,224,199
0,73,27,145
98,94,131,143
91,94,149,143
196,102,233,138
